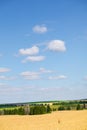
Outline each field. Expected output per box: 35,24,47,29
0,110,87,130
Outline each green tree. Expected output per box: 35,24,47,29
66,106,71,110
47,105,51,113
30,105,47,115
17,107,25,115
76,104,81,110
40,106,46,114
30,107,34,115
83,103,86,109
58,106,65,111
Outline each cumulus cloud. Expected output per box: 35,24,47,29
0,83,6,86
39,67,53,73
19,46,39,55
0,68,11,73
0,76,16,80
48,75,67,80
47,40,66,52
0,76,6,80
20,67,54,80
20,71,40,80
33,25,47,33
22,56,45,63
20,68,67,81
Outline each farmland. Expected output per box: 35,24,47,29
0,110,87,130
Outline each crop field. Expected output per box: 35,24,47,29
0,110,87,130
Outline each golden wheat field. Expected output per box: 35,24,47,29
0,110,87,130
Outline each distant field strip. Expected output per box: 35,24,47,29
0,110,87,130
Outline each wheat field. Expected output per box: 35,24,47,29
0,110,87,130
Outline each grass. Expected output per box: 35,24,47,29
0,110,87,130
0,106,20,111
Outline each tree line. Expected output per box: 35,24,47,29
0,103,87,115
53,103,86,111
0,104,51,115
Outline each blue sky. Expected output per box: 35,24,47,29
0,0,87,103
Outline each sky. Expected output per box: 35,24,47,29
0,0,87,103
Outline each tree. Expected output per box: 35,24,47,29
66,106,71,110
47,104,51,113
76,104,81,110
17,107,25,115
40,106,47,114
83,103,86,109
30,105,47,115
58,106,65,111
30,107,34,115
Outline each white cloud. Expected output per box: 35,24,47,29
0,68,11,73
0,75,16,80
0,76,6,80
47,40,66,52
20,68,53,80
19,46,39,55
22,56,45,63
20,71,40,80
39,67,53,73
0,83,6,86
33,25,47,33
20,68,67,81
48,75,67,80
